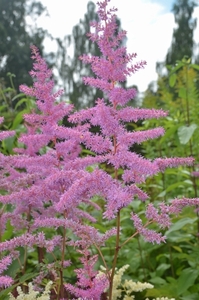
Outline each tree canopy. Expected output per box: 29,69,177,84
0,0,48,89
166,0,197,65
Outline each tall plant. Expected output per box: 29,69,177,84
1,1,199,299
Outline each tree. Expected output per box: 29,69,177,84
152,0,198,105
56,1,125,110
166,0,197,65
0,0,48,89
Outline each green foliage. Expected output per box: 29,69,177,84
138,58,199,299
0,73,36,154
0,0,48,89
166,0,197,65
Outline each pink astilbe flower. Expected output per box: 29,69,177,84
65,250,109,300
0,117,15,141
58,0,198,241
192,171,199,177
0,45,89,294
0,256,14,288
0,275,14,288
154,157,194,172
131,213,166,244
0,255,13,273
170,198,199,214
192,164,199,177
145,203,171,228
17,45,79,158
0,232,51,252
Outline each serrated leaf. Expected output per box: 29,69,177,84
178,124,197,144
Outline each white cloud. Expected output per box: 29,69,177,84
193,6,199,59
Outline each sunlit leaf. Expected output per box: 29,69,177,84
178,124,197,144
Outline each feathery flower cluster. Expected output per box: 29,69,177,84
0,255,14,288
0,0,199,299
65,250,109,300
0,117,15,141
99,264,154,299
9,281,53,300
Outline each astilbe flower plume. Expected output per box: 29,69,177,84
0,40,120,296
65,250,109,300
58,0,199,298
0,46,92,292
59,0,196,229
0,256,14,288
1,0,199,299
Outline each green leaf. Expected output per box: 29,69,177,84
177,268,199,295
181,294,199,300
2,221,13,241
149,277,166,285
172,245,182,252
156,263,170,276
1,136,15,154
165,181,186,192
178,124,197,144
179,86,186,98
159,124,178,145
0,285,14,298
191,64,199,71
169,61,184,73
157,190,166,198
169,73,177,87
18,272,39,283
0,105,7,111
12,92,26,101
10,110,28,129
166,217,197,235
14,97,29,109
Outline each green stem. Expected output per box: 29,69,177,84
94,242,110,280
168,243,175,278
120,221,152,248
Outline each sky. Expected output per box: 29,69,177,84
36,0,199,93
